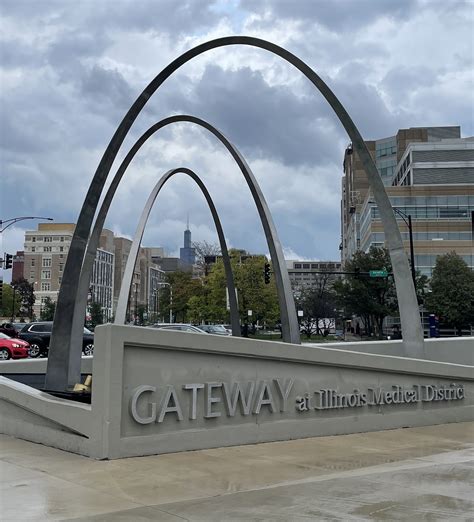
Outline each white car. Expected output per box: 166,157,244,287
197,324,232,336
152,323,207,334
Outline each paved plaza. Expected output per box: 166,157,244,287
1,422,473,521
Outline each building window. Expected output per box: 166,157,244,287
42,258,52,267
41,283,50,291
32,236,36,242
44,236,52,242
31,259,35,267
42,270,51,279
60,236,64,242
302,264,310,269
32,247,36,252
59,246,64,252
59,263,64,272
294,263,302,269
44,246,52,252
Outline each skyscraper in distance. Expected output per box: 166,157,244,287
180,216,196,266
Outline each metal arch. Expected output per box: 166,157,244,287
68,115,299,380
47,36,423,391
113,167,239,330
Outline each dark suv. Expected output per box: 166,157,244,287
18,322,94,358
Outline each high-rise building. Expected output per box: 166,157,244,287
23,223,115,319
90,229,115,321
179,219,196,267
286,260,342,292
341,126,474,273
112,237,165,321
21,224,169,321
11,251,24,283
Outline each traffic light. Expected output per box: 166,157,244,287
4,253,13,270
0,280,3,308
264,262,271,284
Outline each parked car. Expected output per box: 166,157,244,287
12,323,27,335
0,332,30,360
0,323,19,338
18,322,94,358
152,323,207,334
197,324,232,336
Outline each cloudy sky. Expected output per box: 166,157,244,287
1,0,473,281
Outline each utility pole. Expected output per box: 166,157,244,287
134,283,138,325
369,201,416,288
11,284,16,322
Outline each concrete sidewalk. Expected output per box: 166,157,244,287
1,423,473,521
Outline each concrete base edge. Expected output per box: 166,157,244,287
1,326,473,459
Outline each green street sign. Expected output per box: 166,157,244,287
369,270,388,278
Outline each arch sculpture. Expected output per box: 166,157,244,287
46,36,423,392
67,116,300,372
113,167,240,332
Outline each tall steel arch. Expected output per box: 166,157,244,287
46,36,423,392
67,115,300,372
112,167,239,330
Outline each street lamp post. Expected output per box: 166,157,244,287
0,216,53,233
369,202,416,288
134,283,138,325
11,284,16,322
169,286,173,324
33,281,42,320
393,208,416,289
158,282,172,323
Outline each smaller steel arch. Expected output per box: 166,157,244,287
114,167,240,332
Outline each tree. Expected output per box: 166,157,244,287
40,297,56,321
187,295,207,324
333,247,398,337
425,252,474,334
192,241,221,275
187,250,280,328
89,301,104,328
296,273,337,338
11,278,35,319
0,283,21,319
226,251,279,328
159,271,203,323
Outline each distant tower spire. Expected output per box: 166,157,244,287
180,215,195,266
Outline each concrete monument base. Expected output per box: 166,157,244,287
1,325,473,459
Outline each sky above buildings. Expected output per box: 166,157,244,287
1,0,473,280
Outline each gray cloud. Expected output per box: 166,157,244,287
80,65,135,116
158,64,342,168
1,0,472,266
240,0,419,31
1,0,220,34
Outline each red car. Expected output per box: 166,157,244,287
0,332,30,360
